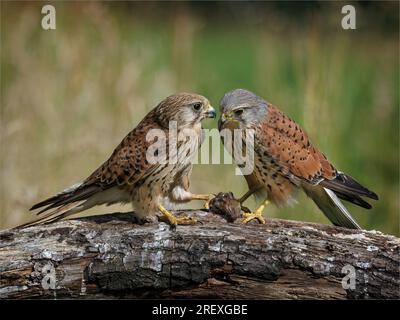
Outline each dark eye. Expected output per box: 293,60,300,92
234,109,243,116
192,103,202,111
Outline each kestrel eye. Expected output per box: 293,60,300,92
234,109,243,116
192,103,202,111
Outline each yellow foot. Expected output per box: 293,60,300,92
203,194,216,210
159,205,197,227
191,194,215,210
242,211,266,224
242,199,269,224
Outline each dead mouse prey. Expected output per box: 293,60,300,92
208,192,243,222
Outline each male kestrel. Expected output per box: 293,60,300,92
23,93,216,227
218,89,378,229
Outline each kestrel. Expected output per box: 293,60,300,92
23,93,216,228
218,89,378,229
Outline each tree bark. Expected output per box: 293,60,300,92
0,210,398,299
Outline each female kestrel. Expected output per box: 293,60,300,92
218,89,378,229
23,93,216,227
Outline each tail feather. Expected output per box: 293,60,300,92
303,184,361,229
18,200,87,228
30,182,83,211
321,172,378,201
30,183,102,215
333,190,372,209
22,182,104,228
34,185,101,215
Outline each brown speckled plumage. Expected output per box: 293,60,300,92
219,89,378,229
24,93,215,227
258,105,336,182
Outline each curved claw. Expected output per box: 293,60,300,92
204,194,216,210
242,212,266,224
174,215,197,225
159,205,197,227
165,215,197,228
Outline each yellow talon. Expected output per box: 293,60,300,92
242,211,266,224
191,194,215,210
158,205,197,226
203,194,215,210
241,199,269,224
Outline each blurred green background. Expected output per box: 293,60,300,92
1,1,398,235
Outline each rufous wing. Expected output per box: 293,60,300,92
257,105,337,184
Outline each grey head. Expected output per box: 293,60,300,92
219,89,268,130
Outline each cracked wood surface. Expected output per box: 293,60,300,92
0,211,399,299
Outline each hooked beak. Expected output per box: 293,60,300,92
220,112,235,123
219,112,239,130
204,105,216,118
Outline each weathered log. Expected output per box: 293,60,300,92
0,210,398,299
